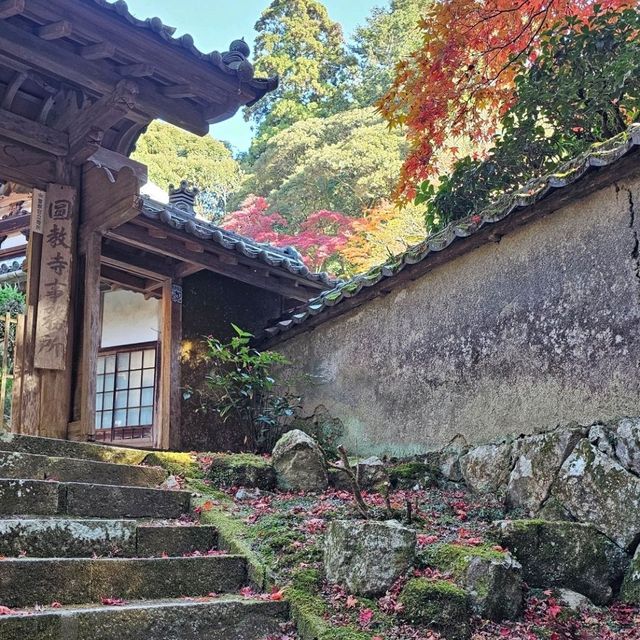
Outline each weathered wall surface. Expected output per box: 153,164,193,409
179,271,283,451
278,176,640,457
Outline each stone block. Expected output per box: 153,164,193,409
136,525,218,557
0,518,137,558
496,519,629,605
0,555,247,607
63,482,190,519
324,519,415,596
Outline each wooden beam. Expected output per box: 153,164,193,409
119,64,154,79
158,279,182,450
108,223,315,302
37,0,249,98
101,241,178,280
68,81,139,164
0,135,58,188
100,264,151,293
0,212,30,235
37,20,72,40
80,42,116,60
0,19,210,136
79,233,102,442
1,71,27,110
80,164,141,247
173,262,203,279
162,84,197,99
87,147,148,185
0,107,68,156
0,0,24,19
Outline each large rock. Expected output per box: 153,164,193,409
324,520,416,596
496,520,629,605
206,453,276,490
271,430,328,493
422,542,522,621
613,418,640,476
459,442,512,493
507,428,584,514
551,439,640,550
621,544,640,603
424,435,468,483
330,456,388,491
399,578,470,640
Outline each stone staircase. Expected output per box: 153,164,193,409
0,433,288,640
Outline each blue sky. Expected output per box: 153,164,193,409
125,0,383,151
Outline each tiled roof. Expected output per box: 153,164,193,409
89,0,277,100
138,197,340,289
0,259,25,276
263,124,640,340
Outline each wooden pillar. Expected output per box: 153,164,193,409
11,220,43,435
69,232,102,441
158,279,182,450
35,179,80,439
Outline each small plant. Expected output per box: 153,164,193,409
199,324,300,452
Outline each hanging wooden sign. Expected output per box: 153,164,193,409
31,189,46,234
34,184,76,370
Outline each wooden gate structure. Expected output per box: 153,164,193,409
0,0,279,447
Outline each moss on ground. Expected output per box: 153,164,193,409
286,568,371,640
143,451,203,478
188,479,270,590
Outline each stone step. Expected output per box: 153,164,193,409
0,518,219,558
0,479,191,519
0,451,167,487
0,432,148,464
0,556,247,607
136,524,218,557
0,596,288,640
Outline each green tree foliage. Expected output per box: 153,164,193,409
421,6,640,230
246,0,353,152
234,108,408,224
132,121,243,221
350,0,426,107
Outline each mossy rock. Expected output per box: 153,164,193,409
496,519,629,605
620,547,640,604
420,542,507,577
143,451,202,478
388,461,435,489
399,578,470,639
206,453,276,490
420,543,523,621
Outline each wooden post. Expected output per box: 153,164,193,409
11,205,44,435
158,279,182,450
71,232,102,442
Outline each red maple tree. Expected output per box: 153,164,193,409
379,0,634,200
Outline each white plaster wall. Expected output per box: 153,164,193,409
101,289,160,348
2,233,26,250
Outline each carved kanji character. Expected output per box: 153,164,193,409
47,252,68,276
45,224,69,249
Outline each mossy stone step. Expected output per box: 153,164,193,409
0,433,148,465
0,451,167,488
0,555,247,607
0,479,191,519
0,597,288,640
0,519,219,558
